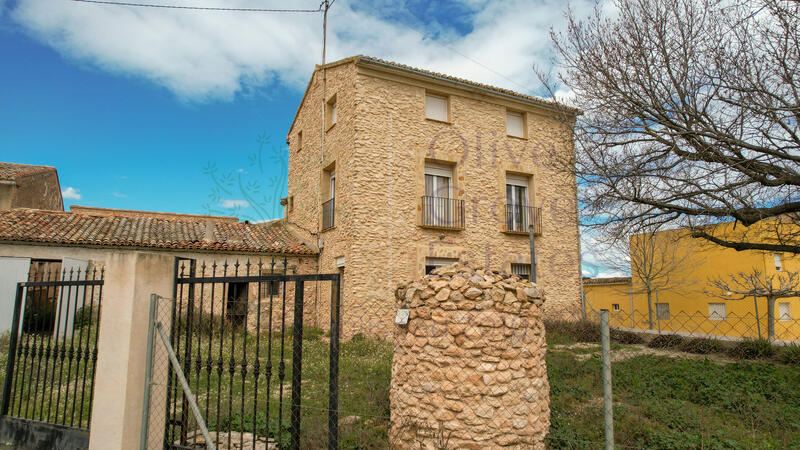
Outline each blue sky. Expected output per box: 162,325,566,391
0,0,617,275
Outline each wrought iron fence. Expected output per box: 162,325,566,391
504,204,542,235
142,257,341,450
421,196,465,230
1,267,104,431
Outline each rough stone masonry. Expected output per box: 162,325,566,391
389,262,549,449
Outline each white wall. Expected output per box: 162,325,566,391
0,256,30,333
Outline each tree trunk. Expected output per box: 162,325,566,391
767,296,776,341
646,289,654,330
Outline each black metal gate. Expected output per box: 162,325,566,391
1,268,104,448
163,257,340,450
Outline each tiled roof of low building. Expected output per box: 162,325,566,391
0,162,57,181
0,208,316,255
583,276,632,286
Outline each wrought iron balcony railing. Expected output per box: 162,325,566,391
421,196,465,230
322,198,335,230
505,204,542,235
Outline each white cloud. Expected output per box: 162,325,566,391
112,192,127,198
8,0,599,101
62,186,81,200
220,199,249,209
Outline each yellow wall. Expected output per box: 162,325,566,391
585,223,800,342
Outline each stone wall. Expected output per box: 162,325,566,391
390,263,549,449
286,56,582,339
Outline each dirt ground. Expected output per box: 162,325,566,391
550,342,737,364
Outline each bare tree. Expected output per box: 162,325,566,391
710,270,800,340
542,0,800,253
603,229,699,328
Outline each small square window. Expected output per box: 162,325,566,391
656,303,670,320
425,93,448,122
612,304,620,312
326,95,337,129
778,302,792,322
708,303,726,321
511,263,531,280
506,110,525,138
425,257,458,274
260,278,281,297
774,253,783,271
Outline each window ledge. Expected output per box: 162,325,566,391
326,122,337,132
425,118,452,125
503,229,541,236
321,225,336,233
506,134,528,140
419,224,463,232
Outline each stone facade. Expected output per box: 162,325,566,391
286,56,582,337
0,163,63,211
389,263,549,449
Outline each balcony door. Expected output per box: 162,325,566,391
506,175,529,232
424,163,452,227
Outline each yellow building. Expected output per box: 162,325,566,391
584,222,800,343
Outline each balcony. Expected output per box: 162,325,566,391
322,198,335,231
421,196,465,230
505,204,542,235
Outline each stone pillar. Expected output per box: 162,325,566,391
88,251,175,450
389,263,548,449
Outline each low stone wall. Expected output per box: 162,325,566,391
389,263,550,449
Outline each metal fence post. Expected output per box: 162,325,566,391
1,284,25,416
140,294,158,450
753,294,762,340
601,309,614,450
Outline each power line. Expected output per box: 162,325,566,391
70,0,324,13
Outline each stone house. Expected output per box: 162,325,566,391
0,206,318,333
0,162,64,211
284,55,582,336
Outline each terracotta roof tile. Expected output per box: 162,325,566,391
0,209,316,256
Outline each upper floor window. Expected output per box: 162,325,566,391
506,174,530,232
506,110,526,138
422,162,464,229
425,93,448,122
296,130,303,152
774,253,783,271
326,95,337,129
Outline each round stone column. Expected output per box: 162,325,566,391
390,263,549,449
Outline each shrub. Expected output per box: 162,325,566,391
776,344,800,365
678,338,727,355
73,305,98,328
610,329,644,344
648,334,685,349
544,319,601,343
727,339,775,360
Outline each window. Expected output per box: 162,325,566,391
506,174,530,232
226,282,248,326
326,95,337,128
708,303,726,321
296,130,303,152
322,168,335,230
511,263,531,280
425,93,448,122
655,302,670,320
778,302,792,322
288,196,294,212
260,280,281,297
774,253,783,271
613,304,620,312
425,257,458,275
506,110,525,138
423,163,456,228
